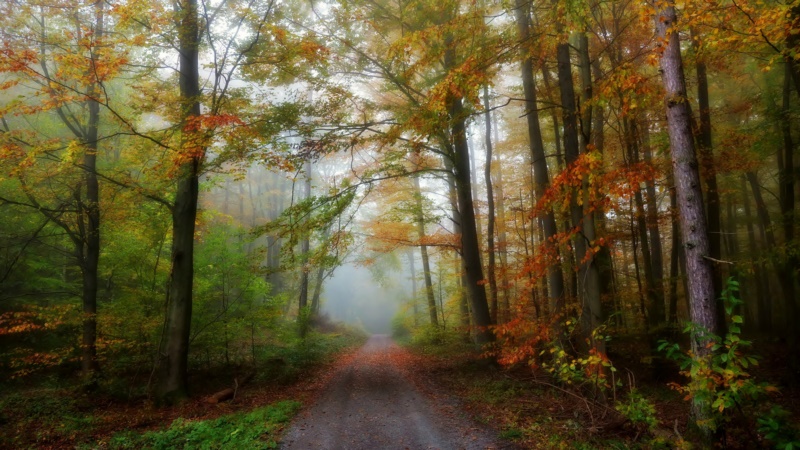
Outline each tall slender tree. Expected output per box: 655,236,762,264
654,0,719,434
514,0,565,317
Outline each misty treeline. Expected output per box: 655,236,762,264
0,0,798,441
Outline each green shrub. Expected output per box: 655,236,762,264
390,313,411,340
756,406,800,450
257,327,366,381
659,278,783,439
615,388,658,434
411,324,448,346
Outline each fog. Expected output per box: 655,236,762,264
320,261,409,334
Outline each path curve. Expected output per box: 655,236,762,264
280,335,502,450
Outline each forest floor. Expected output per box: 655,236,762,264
402,334,800,449
280,334,511,450
0,330,368,449
3,331,797,449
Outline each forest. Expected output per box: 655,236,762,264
1,0,799,448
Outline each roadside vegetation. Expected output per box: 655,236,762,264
0,326,366,449
396,302,800,450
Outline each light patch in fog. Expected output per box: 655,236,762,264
320,263,403,334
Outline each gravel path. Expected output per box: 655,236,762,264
280,335,503,450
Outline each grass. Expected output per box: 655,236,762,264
105,400,301,449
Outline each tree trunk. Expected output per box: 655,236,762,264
631,211,648,330
469,134,484,248
444,44,493,344
779,63,799,343
641,123,666,324
515,0,565,317
785,5,800,101
741,176,769,331
541,64,564,172
156,0,202,403
79,0,104,379
746,171,796,338
556,31,603,351
442,154,472,338
691,28,725,333
668,175,681,325
626,117,663,330
407,249,419,327
413,174,438,327
310,227,329,315
483,85,499,324
298,160,312,319
589,59,615,305
492,114,511,321
655,1,719,434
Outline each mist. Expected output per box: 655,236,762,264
320,262,408,334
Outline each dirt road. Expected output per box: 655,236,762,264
280,335,503,450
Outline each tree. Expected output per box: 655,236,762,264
0,0,118,380
297,158,312,335
514,0,565,318
155,0,203,403
654,0,719,434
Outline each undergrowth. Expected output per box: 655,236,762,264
0,326,365,448
106,400,301,449
659,278,800,448
409,278,800,449
257,327,367,382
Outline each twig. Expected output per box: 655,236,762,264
673,419,683,441
529,379,597,426
703,255,734,265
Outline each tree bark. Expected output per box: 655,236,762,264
492,112,511,321
157,0,202,402
483,85,499,324
310,227,329,315
655,1,719,434
441,154,472,337
691,28,724,332
741,176,769,330
555,31,603,351
515,0,565,317
298,159,312,319
779,63,799,342
413,174,438,327
746,171,796,338
407,249,419,327
668,174,681,325
589,59,615,305
627,118,664,329
444,43,493,344
470,135,484,248
641,124,666,324
79,0,104,379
